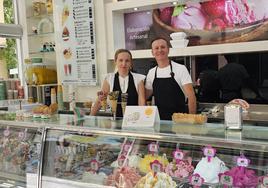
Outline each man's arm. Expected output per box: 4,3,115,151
183,83,197,114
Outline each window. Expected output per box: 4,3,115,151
0,0,22,79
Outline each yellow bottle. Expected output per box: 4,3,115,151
46,0,53,14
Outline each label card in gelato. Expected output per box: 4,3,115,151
220,174,233,186
262,176,268,186
19,128,28,141
189,174,204,187
237,156,250,167
3,127,10,137
118,155,128,167
122,106,160,129
173,149,184,161
203,146,216,157
148,142,159,154
90,159,99,172
123,143,131,153
150,160,163,173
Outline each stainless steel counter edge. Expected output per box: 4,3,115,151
1,117,268,152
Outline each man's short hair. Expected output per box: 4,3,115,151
224,54,238,63
150,37,170,48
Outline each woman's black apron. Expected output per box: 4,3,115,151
113,72,138,117
152,63,186,120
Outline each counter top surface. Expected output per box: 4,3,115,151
0,114,268,152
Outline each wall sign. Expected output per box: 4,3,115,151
124,1,268,50
54,0,97,85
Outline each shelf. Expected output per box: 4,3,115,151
29,51,55,55
28,32,54,37
26,13,53,19
107,40,268,59
26,62,54,67
0,171,25,182
28,83,58,87
106,0,186,12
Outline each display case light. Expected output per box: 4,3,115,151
133,7,138,11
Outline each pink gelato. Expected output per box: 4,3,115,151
202,0,257,29
220,166,258,187
165,157,194,179
224,0,255,26
251,0,268,21
106,166,141,188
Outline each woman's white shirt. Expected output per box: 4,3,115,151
105,72,145,92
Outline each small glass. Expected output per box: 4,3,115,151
83,97,93,115
121,93,128,116
97,91,107,111
108,91,119,120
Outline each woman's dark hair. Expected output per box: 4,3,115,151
114,49,132,61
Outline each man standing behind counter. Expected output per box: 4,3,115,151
145,37,196,120
218,54,261,103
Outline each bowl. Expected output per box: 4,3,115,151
170,32,187,40
170,39,189,48
153,9,268,45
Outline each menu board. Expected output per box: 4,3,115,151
54,0,97,85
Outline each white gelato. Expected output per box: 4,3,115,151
193,156,228,183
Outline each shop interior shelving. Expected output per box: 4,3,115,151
25,1,57,69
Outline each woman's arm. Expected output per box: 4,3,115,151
90,80,110,115
138,80,146,106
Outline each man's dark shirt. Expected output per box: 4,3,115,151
198,70,220,102
218,63,249,102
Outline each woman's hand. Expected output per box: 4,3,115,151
97,91,108,102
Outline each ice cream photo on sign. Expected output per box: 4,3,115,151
124,0,268,49
62,27,70,41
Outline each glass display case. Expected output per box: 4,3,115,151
0,115,268,187
0,121,43,188
40,116,268,188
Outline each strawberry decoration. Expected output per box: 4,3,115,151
201,0,226,19
159,7,174,25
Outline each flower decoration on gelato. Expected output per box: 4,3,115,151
89,159,100,173
150,159,163,174
189,173,205,186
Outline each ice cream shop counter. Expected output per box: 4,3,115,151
0,115,268,187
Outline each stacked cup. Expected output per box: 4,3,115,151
170,32,189,48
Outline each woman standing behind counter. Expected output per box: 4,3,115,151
90,49,146,117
